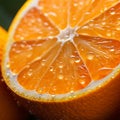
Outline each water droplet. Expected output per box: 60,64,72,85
59,64,64,69
80,81,85,85
79,1,83,5
85,12,90,15
58,74,64,80
75,59,80,63
44,22,49,26
109,48,115,52
41,60,46,66
110,11,115,15
23,75,26,78
49,12,57,17
73,3,78,7
87,53,94,60
50,66,53,72
27,69,33,76
106,32,111,37
116,27,120,31
101,22,106,25
89,23,94,27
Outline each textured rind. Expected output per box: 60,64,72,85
15,72,120,120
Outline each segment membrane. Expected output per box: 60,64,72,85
14,7,59,41
38,0,69,29
36,41,91,94
74,35,120,80
9,38,57,73
17,42,62,90
70,0,119,27
78,3,120,40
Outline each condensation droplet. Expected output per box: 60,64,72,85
44,22,49,26
106,32,111,37
101,22,106,25
87,53,94,60
109,48,115,52
41,60,46,66
116,27,120,31
23,75,26,78
110,11,116,15
73,3,78,7
59,64,64,69
50,66,53,72
58,74,64,80
27,69,33,76
80,81,85,85
75,59,80,63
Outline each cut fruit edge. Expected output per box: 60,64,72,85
2,57,120,102
2,0,120,102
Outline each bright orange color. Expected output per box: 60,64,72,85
0,27,7,63
2,0,120,120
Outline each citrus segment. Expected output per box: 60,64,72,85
38,0,69,29
36,41,91,94
74,35,120,80
14,7,59,41
9,38,57,73
17,41,61,90
70,0,119,27
78,3,120,40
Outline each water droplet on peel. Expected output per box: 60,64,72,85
58,74,64,80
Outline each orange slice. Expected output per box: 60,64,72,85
2,0,120,120
0,26,29,120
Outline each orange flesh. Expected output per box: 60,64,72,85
8,0,120,94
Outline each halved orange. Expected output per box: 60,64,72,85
2,0,120,120
0,26,29,120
